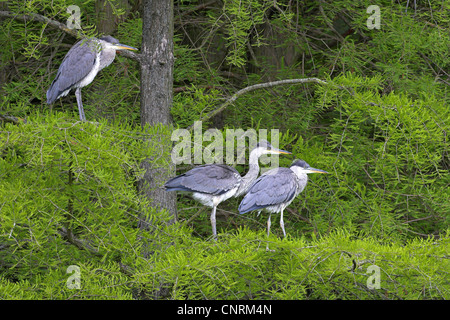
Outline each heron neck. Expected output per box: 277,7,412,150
290,166,308,195
99,42,117,70
235,152,261,196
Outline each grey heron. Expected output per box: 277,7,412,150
47,35,138,121
238,159,328,248
164,140,291,239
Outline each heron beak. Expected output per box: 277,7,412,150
114,44,138,51
308,167,328,174
271,148,292,155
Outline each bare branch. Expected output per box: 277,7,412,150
187,77,328,130
0,10,79,37
0,113,27,124
0,10,142,62
58,227,102,256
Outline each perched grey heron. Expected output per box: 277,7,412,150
164,140,291,239
47,35,138,121
238,159,328,248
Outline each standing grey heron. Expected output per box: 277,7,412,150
164,140,291,239
47,35,138,121
238,159,328,249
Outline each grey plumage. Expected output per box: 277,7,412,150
239,159,328,249
165,140,291,239
165,164,241,196
238,167,300,214
47,36,137,121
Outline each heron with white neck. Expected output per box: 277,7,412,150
47,35,138,121
239,159,328,250
165,140,291,239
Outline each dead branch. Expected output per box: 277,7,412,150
187,77,328,130
0,113,27,124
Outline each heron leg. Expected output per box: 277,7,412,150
75,88,86,121
266,213,272,251
210,205,217,240
280,209,286,238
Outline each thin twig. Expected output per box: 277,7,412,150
317,1,345,42
176,0,218,19
185,207,208,225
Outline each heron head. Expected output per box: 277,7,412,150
255,140,292,156
100,35,138,51
290,159,328,174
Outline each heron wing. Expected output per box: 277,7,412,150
165,164,241,195
238,167,298,214
47,39,99,103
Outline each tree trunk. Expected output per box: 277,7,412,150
138,0,177,228
95,0,130,35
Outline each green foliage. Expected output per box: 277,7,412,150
219,0,268,68
0,0,449,300
1,113,447,300
318,74,449,239
1,227,448,299
0,113,174,282
172,85,223,128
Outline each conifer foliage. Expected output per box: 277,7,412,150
0,0,448,299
